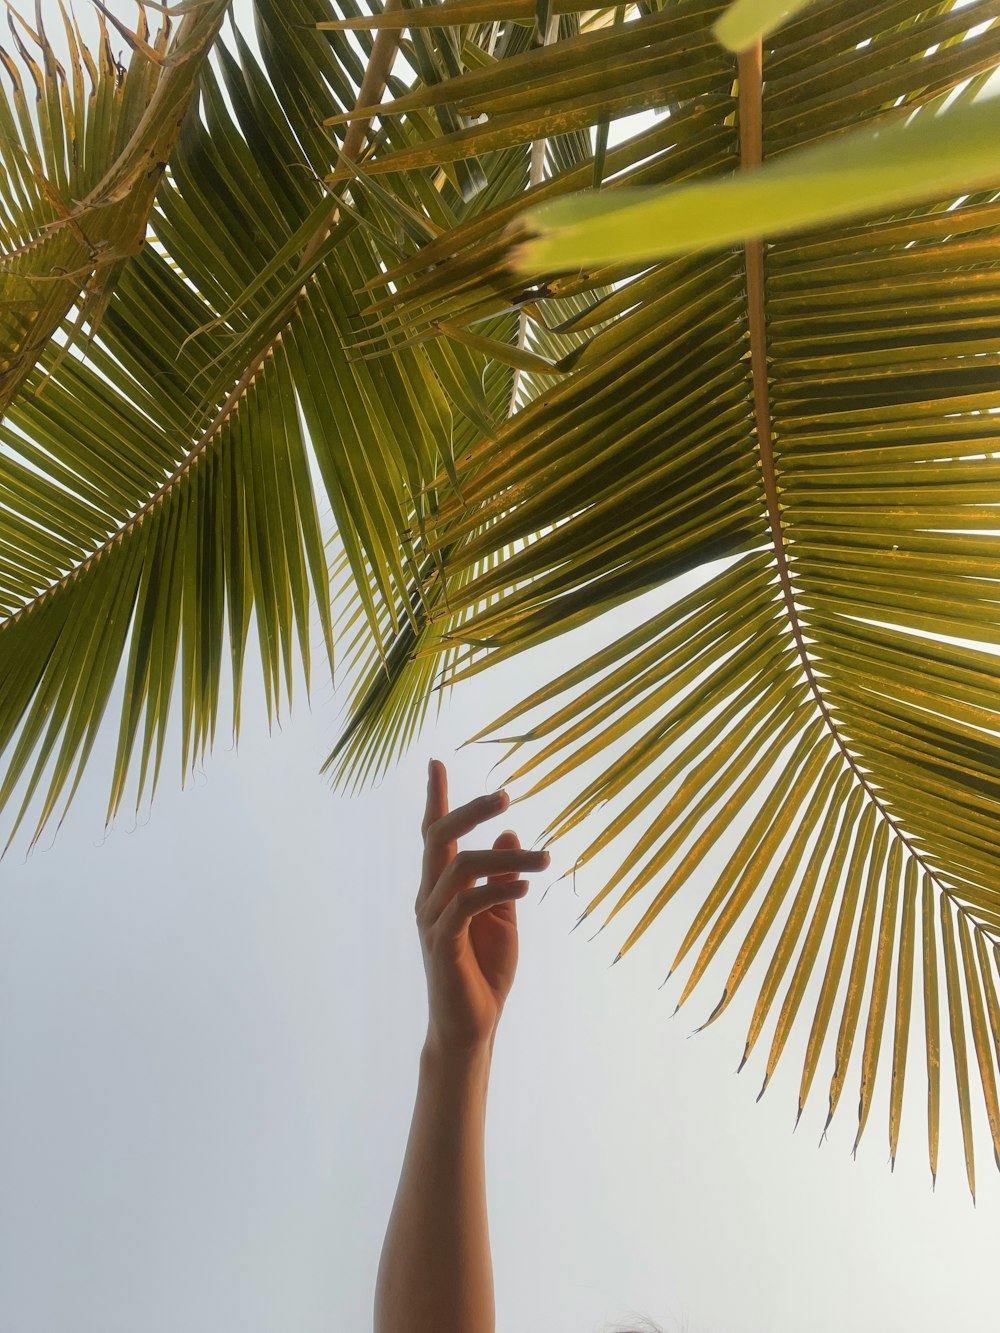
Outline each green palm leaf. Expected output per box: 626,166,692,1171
3,0,1000,1193
510,86,1000,269
712,0,822,51
320,0,1000,1194
0,0,520,840
0,0,231,409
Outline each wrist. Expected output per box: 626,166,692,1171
422,1029,494,1075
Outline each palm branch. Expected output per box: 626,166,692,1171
3,0,1000,1193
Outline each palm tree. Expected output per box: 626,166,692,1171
2,0,1000,1195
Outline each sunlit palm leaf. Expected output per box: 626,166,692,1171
0,0,521,848
511,82,1000,268
319,0,1000,1192
4,0,1000,1193
712,0,821,51
0,0,231,410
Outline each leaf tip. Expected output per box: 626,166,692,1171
568,909,588,936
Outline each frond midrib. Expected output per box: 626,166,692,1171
739,40,993,939
0,324,286,636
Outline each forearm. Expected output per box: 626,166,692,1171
373,1033,495,1333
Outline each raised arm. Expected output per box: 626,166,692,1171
373,758,550,1333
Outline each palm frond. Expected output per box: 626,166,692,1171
3,0,1000,1189
319,0,1000,1190
0,0,231,409
0,0,519,847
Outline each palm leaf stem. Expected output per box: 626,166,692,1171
0,0,231,410
735,37,976,958
296,0,404,276
0,326,285,637
1,10,420,668
508,9,561,417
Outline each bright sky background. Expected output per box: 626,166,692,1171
1,4,997,1333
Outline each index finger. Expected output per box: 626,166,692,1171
420,775,513,904
420,757,451,899
423,757,449,835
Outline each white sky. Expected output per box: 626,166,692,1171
0,4,997,1333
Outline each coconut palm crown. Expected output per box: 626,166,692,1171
3,0,1000,1194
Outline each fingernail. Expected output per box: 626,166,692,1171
486,788,507,806
428,757,435,778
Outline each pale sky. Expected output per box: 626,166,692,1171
0,5,997,1333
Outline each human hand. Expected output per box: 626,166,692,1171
415,758,551,1055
